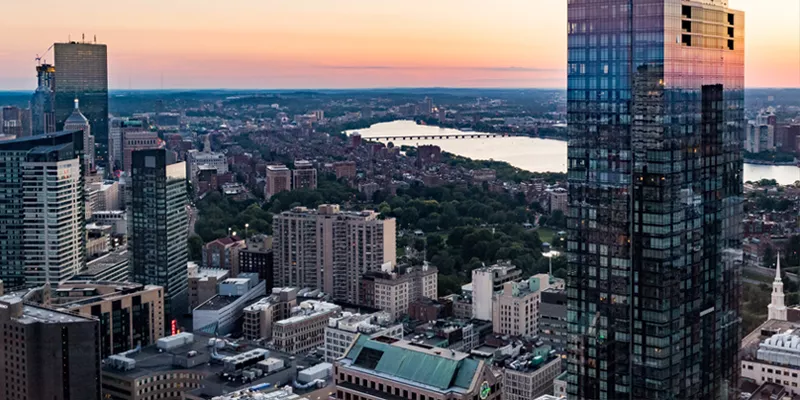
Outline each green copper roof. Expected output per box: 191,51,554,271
345,336,480,391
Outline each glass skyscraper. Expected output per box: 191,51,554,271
54,42,109,168
129,149,189,332
566,0,744,399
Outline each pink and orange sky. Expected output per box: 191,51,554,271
1,0,798,89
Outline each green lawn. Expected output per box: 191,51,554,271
537,227,556,244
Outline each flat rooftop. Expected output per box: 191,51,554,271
0,297,92,324
86,250,129,272
196,295,239,311
190,268,230,281
276,301,340,325
741,319,800,350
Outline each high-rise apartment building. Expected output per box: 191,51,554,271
273,205,396,303
0,296,101,400
292,160,317,190
54,41,109,167
22,142,85,286
0,130,85,288
31,63,56,136
566,1,744,398
129,149,189,330
265,164,292,199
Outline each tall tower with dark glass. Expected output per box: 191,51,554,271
129,149,189,333
565,1,744,399
54,41,108,168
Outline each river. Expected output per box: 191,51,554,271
348,120,800,185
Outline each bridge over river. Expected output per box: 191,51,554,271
366,132,511,141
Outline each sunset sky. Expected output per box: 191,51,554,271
0,0,798,89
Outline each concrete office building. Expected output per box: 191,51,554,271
1,106,26,138
76,249,130,282
237,234,274,285
274,205,396,303
129,149,188,328
52,282,164,359
193,274,266,335
0,131,85,288
565,1,745,397
410,318,487,354
109,117,147,171
92,210,127,236
186,149,228,184
101,332,281,400
0,296,101,400
471,262,522,321
335,336,502,400
54,41,109,167
501,348,562,400
187,263,230,311
266,164,292,199
242,287,299,341
539,288,568,354
492,274,551,337
88,181,121,211
192,387,309,400
324,312,403,362
292,160,317,190
740,320,800,397
273,300,341,354
361,263,438,320
122,130,163,173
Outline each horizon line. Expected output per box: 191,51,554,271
1,86,799,93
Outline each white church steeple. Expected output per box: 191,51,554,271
768,253,787,321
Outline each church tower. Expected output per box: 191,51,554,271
768,254,787,321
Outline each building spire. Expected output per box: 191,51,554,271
769,252,787,321
74,98,80,110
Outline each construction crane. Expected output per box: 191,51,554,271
35,44,55,66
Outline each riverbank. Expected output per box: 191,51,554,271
349,120,800,185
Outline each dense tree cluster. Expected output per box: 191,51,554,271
194,192,272,243
373,183,566,295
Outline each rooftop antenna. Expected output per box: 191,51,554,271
82,33,85,43
94,34,97,44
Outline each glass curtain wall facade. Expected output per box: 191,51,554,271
54,42,109,168
566,0,744,398
129,149,188,331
